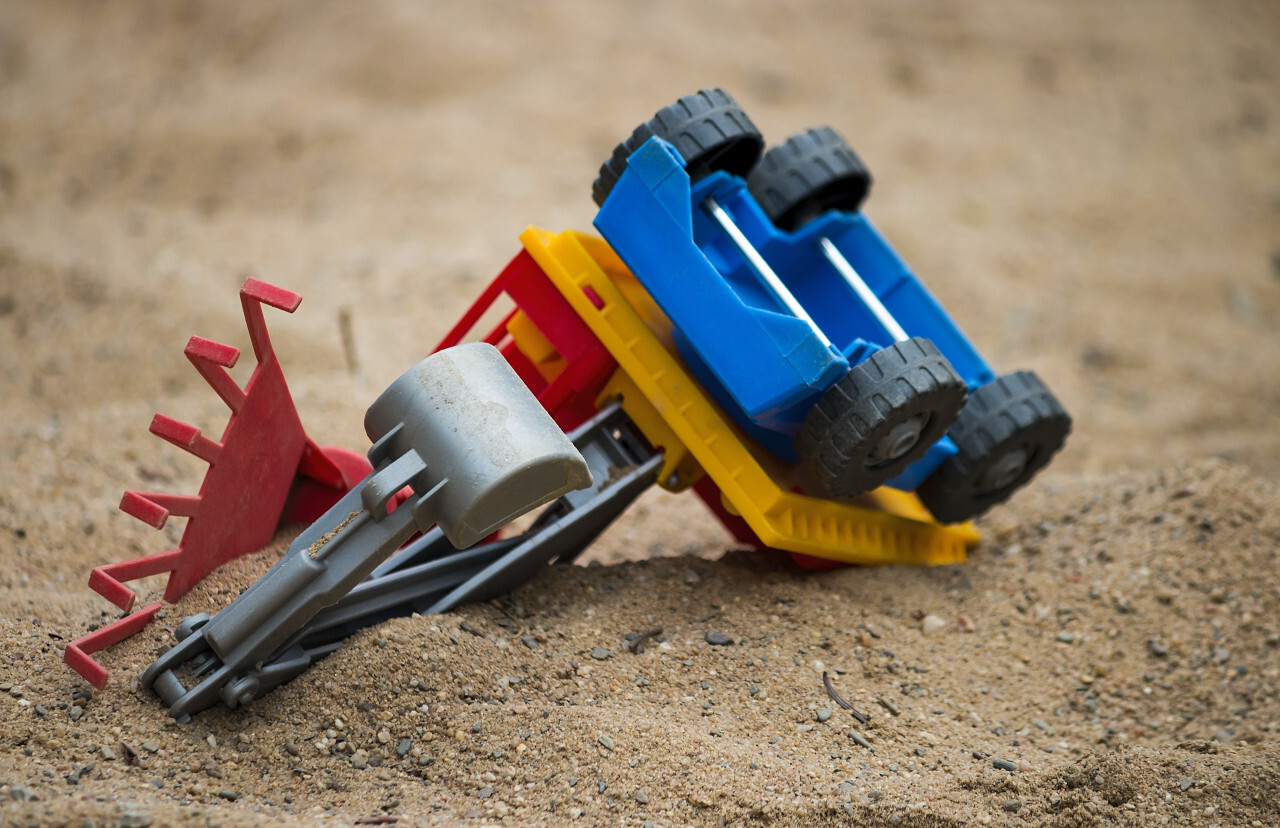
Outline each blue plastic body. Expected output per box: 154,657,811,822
593,136,996,491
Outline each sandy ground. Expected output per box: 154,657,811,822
2,1,1279,826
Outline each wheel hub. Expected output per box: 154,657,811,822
977,447,1030,493
867,414,929,468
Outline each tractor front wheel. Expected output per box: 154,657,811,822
796,338,968,498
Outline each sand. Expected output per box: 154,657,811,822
2,1,1279,825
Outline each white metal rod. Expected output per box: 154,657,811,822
818,236,909,343
703,197,834,352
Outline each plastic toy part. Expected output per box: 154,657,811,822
140,344,591,721
435,249,617,433
63,603,164,691
795,338,967,498
918,371,1071,523
65,279,370,690
592,94,1069,522
162,402,660,713
746,126,873,232
520,225,979,566
593,87,764,207
593,133,985,486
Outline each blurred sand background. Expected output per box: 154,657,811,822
2,2,1279,826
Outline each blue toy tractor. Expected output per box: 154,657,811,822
590,89,1070,523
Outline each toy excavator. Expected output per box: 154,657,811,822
65,90,1070,720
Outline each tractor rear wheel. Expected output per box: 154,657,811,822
917,371,1071,523
592,88,764,206
746,126,873,231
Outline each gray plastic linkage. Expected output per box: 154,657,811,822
188,402,662,706
139,344,591,721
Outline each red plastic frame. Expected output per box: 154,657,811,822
65,279,369,689
435,250,617,432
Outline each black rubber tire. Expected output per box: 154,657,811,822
745,126,873,231
796,338,968,498
917,371,1071,524
592,88,764,206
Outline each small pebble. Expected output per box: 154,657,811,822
1002,798,1022,813
397,738,412,756
141,741,159,753
598,734,615,751
705,630,733,646
8,785,36,802
1055,631,1075,644
597,780,607,794
816,708,832,723
1178,777,1195,791
100,745,117,761
635,790,649,804
590,647,613,661
216,790,241,801
118,811,151,828
66,763,95,785
993,758,1018,772
477,786,494,799
521,635,538,650
921,615,947,635
683,569,701,586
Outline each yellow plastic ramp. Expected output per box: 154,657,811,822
521,227,978,567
